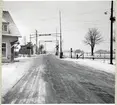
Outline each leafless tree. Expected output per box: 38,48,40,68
84,28,103,56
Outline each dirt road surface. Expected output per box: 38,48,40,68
2,54,115,104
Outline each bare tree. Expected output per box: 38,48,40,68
84,28,103,56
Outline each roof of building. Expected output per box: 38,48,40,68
2,11,21,37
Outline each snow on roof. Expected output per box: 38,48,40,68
2,18,7,23
2,34,22,37
2,11,21,37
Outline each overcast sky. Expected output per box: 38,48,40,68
3,1,115,52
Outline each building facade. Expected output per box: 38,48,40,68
2,11,21,62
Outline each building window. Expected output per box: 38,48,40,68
2,43,6,57
2,24,8,32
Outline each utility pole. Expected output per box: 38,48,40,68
70,48,73,58
110,0,115,64
36,30,38,54
29,34,31,56
39,41,40,54
44,42,46,51
55,28,58,56
56,28,57,46
59,11,63,58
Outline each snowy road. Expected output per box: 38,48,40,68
2,54,115,104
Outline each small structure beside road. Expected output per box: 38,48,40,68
2,11,21,62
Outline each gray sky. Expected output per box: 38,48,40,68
3,1,115,52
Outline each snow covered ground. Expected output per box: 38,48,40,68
2,55,115,103
2,56,36,96
63,58,115,74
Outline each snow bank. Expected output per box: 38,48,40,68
2,57,35,96
63,58,115,74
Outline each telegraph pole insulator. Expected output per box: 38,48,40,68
110,17,116,21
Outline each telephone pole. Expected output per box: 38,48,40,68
56,28,57,45
55,28,59,56
70,48,73,58
59,11,63,58
110,0,115,64
36,30,38,54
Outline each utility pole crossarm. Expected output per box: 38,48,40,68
39,34,51,36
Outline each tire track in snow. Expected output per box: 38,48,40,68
3,56,47,104
44,55,115,103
